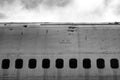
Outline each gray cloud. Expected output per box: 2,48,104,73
92,0,114,16
0,0,120,22
104,0,112,7
21,0,43,9
102,0,120,16
0,13,7,19
21,0,72,9
43,0,72,7
0,0,15,6
114,3,120,15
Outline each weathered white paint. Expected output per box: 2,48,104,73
0,23,119,80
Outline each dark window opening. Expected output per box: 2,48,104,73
97,58,105,69
2,59,10,69
28,59,37,69
15,59,23,69
42,59,50,69
56,59,64,69
110,59,119,69
69,58,77,69
83,58,91,69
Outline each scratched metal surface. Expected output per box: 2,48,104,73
0,23,120,80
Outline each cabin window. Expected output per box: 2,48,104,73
83,58,91,69
69,58,77,69
56,59,64,69
97,58,105,69
2,59,10,69
28,59,37,69
110,59,119,69
15,59,23,69
42,59,50,69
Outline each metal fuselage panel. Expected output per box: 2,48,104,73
0,23,120,80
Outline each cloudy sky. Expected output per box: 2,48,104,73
0,0,120,22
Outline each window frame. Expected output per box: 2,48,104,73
83,58,91,69
15,59,23,69
2,59,10,69
28,59,37,69
96,58,105,69
56,58,64,69
69,58,77,69
110,58,119,69
42,58,50,69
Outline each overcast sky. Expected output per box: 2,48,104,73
0,0,120,22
